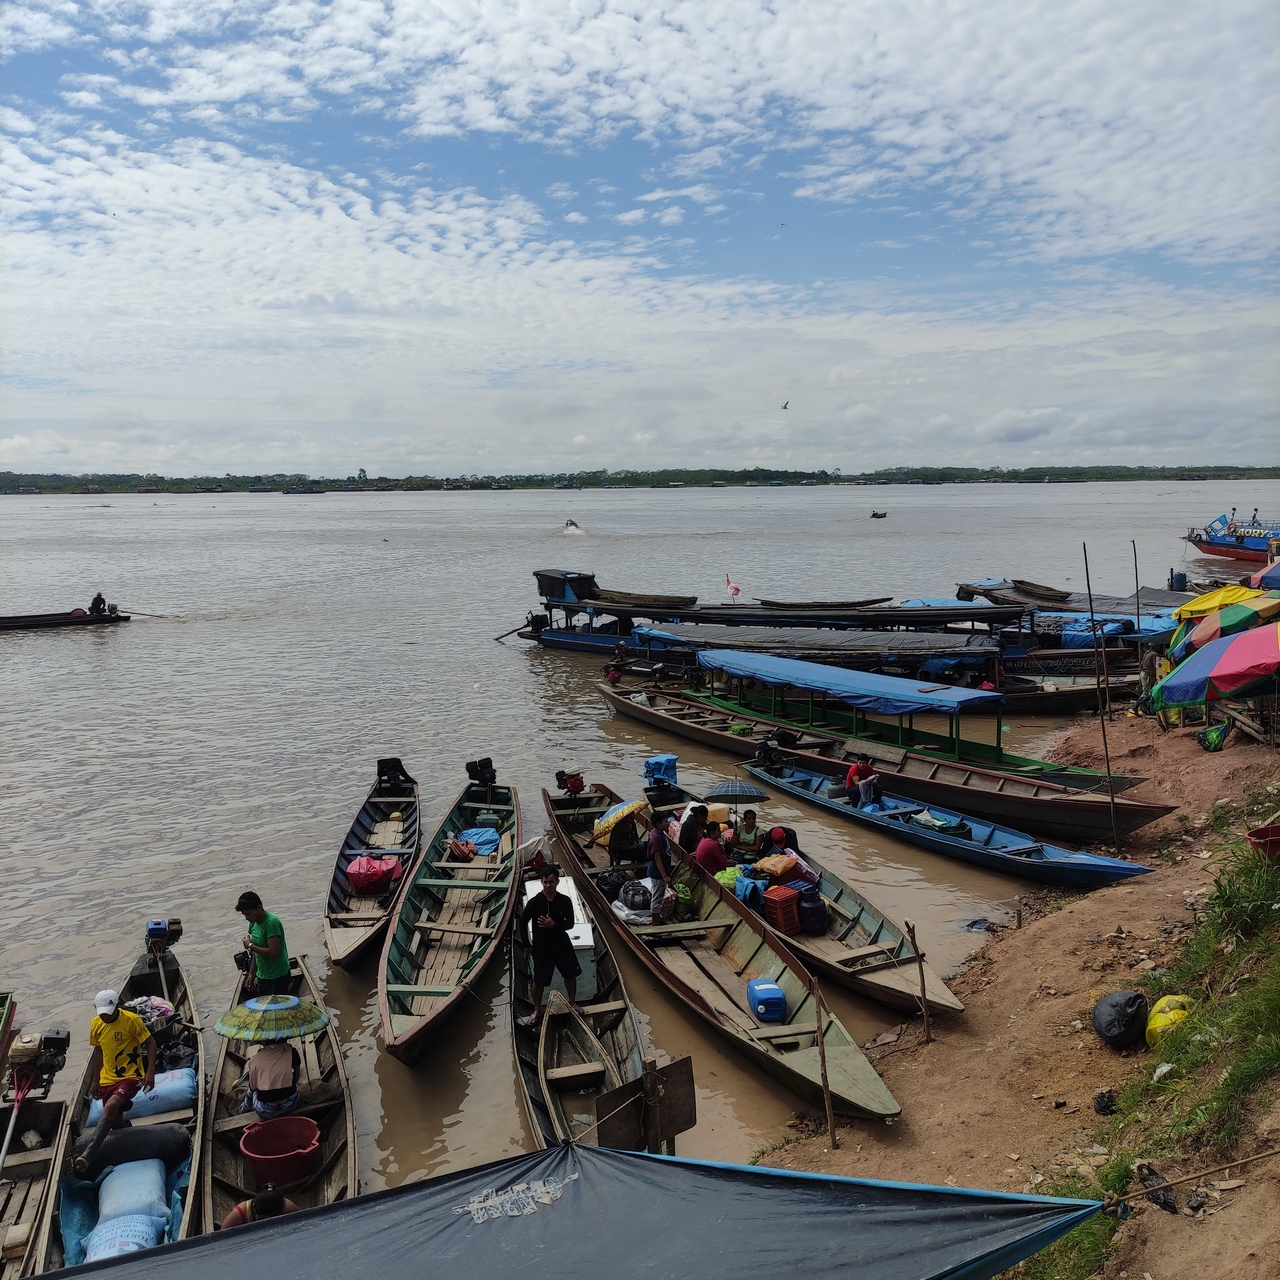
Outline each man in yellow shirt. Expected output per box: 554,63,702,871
73,989,157,1174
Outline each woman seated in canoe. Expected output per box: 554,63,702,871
240,1041,301,1119
730,809,764,861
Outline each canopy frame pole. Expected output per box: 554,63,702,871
1084,542,1123,854
1132,539,1142,642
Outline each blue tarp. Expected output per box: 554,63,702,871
696,650,1005,715
59,1142,1101,1280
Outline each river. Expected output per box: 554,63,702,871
1,478,1272,1186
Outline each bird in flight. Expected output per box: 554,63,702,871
781,401,789,409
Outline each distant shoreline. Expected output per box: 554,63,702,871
3,464,1277,495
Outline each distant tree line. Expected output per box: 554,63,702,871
2,463,1275,494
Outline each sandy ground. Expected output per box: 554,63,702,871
771,715,1280,1280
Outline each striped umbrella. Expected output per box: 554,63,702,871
213,993,330,1042
592,799,649,841
1169,591,1280,661
1150,623,1280,710
1244,560,1280,590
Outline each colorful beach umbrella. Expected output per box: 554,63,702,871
1244,560,1280,590
213,993,330,1042
1170,591,1280,662
1171,585,1262,622
592,799,649,841
1150,623,1280,710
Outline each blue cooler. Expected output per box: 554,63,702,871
746,978,787,1023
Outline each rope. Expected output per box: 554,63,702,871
1101,1145,1280,1217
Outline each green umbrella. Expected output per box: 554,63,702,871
213,993,330,1042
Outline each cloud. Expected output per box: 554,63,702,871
654,205,685,225
563,210,587,223
614,209,645,225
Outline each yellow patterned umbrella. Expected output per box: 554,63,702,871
592,799,649,841
213,993,330,1042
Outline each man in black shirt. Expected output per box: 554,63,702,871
518,867,583,1027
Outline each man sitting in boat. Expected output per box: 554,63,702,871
73,989,157,1174
845,755,883,808
88,591,107,616
518,867,583,1028
240,1041,301,1120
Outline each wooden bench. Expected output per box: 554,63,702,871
213,1096,336,1136
385,984,456,998
415,878,511,891
632,923,713,939
751,1023,818,1041
329,912,385,923
414,922,494,938
836,944,899,966
431,860,500,871
578,1000,627,1017
544,1062,606,1087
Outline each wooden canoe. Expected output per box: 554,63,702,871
642,782,963,1016
379,777,522,1065
511,836,662,1150
0,1100,66,1280
34,944,205,1270
599,683,1173,841
201,956,356,1231
543,783,900,1120
0,612,130,633
323,758,423,971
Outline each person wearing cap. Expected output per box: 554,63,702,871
73,990,156,1173
235,892,292,996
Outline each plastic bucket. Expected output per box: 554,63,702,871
239,1116,321,1188
1245,825,1280,863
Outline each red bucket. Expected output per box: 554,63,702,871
1245,825,1280,864
239,1116,321,1188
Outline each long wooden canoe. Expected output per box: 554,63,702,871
201,956,356,1231
599,684,1173,841
34,941,205,1270
642,782,963,1016
323,758,423,971
0,612,130,633
543,783,900,1120
511,835,666,1150
379,776,522,1065
0,1100,66,1279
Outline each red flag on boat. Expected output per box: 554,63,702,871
726,575,741,601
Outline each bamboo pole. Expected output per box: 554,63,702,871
1083,543,1123,854
905,921,932,1044
812,986,839,1149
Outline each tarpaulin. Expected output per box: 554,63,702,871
633,625,998,658
696,651,1004,715
56,1143,1100,1280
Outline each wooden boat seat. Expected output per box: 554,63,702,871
132,1107,195,1128
545,1062,607,1086
354,845,414,857
432,859,497,870
414,922,494,938
578,1000,627,1017
213,1095,337,1136
386,983,456,997
751,1023,818,1040
329,912,384,922
998,843,1042,858
632,923,713,939
838,944,899,964
415,878,511,891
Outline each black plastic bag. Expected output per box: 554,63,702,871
1092,989,1149,1049
596,869,628,903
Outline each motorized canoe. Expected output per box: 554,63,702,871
201,956,356,1231
512,834,671,1150
379,770,522,1065
598,683,1173,841
745,760,1152,889
641,774,963,1016
0,611,130,633
543,783,900,1120
34,929,205,1270
323,758,423,971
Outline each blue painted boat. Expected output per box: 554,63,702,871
1185,512,1280,563
743,760,1151,889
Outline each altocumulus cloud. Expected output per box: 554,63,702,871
0,0,1275,473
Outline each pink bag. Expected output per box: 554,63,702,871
347,855,403,895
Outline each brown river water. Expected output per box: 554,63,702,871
2,479,1271,1187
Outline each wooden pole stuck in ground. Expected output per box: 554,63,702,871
1083,542,1123,854
811,988,839,1149
905,921,932,1044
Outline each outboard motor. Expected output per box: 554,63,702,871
466,757,498,789
555,768,585,797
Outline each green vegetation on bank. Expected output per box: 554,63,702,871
3,463,1277,495
1014,792,1280,1280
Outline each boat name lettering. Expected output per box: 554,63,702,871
453,1173,580,1223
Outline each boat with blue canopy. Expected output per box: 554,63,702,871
744,758,1152,888
1185,513,1280,563
54,1141,1103,1280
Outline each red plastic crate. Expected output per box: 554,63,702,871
763,885,801,936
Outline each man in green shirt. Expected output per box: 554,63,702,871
236,891,292,995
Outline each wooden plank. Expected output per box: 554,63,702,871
579,1000,627,1016
751,1022,818,1040
414,923,494,937
328,913,384,922
545,1062,606,1085
837,944,899,965
386,984,455,997
632,923,713,937
414,878,511,891
431,860,499,870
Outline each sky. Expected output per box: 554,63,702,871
1,0,1277,476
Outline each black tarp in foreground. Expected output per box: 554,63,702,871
56,1143,1100,1280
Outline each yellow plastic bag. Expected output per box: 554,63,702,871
1146,994,1192,1048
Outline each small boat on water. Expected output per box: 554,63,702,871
999,672,1140,716
512,836,667,1150
641,770,963,1016
201,956,356,1230
1184,513,1280,563
598,683,1173,841
323,758,423,971
870,510,887,518
543,782,900,1120
379,765,522,1065
35,925,205,1269
0,610,130,633
0,1098,67,1278
745,760,1152,889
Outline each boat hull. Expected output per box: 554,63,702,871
1188,537,1270,563
599,684,1171,841
0,612,131,632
